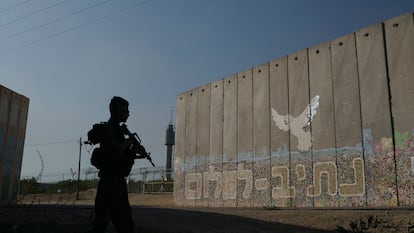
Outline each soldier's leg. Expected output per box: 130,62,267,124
91,179,111,233
111,180,135,233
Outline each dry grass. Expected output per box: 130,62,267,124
18,189,174,207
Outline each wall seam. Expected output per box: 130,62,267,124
354,31,369,207
381,21,400,206
286,57,292,207
195,91,199,207
235,75,239,207
251,68,254,208
306,48,315,207
329,40,340,207
267,62,272,207
219,78,225,207
221,79,225,207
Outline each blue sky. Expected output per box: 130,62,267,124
1,0,413,182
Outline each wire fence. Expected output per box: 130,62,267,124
0,167,174,233
16,167,173,206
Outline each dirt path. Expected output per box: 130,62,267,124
8,192,414,233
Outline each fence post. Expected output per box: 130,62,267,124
76,137,82,200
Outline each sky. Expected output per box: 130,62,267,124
1,0,413,182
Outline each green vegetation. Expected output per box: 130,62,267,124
19,177,145,194
262,204,280,210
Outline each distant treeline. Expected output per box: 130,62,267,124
18,177,143,194
19,177,173,194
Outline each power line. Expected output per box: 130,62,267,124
0,0,113,44
25,139,78,147
0,0,68,30
0,0,153,56
0,0,31,15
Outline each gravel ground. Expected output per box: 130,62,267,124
2,192,414,233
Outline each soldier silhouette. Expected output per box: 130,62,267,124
89,96,145,233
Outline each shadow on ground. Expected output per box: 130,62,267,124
0,205,336,233
133,206,337,233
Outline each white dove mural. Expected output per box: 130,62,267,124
271,95,320,152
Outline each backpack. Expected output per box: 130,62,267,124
87,122,108,169
86,122,136,175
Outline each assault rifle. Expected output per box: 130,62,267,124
121,124,155,167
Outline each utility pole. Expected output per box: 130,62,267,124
76,137,82,200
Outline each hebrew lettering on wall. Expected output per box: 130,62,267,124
272,166,295,198
237,163,253,199
339,158,365,196
184,173,202,200
221,170,237,200
184,157,365,200
203,166,222,199
307,162,337,197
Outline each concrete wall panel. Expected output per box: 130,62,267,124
196,84,211,207
384,13,414,206
1,93,19,201
252,63,271,206
184,89,198,206
223,74,238,207
209,80,224,159
236,68,253,207
331,33,365,207
0,86,29,205
196,85,211,158
308,42,336,151
6,95,22,201
308,41,339,207
174,92,187,206
288,49,313,207
208,80,224,207
237,69,253,155
269,56,291,207
9,96,29,200
356,23,397,207
0,87,11,203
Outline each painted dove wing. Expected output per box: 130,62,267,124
297,95,320,128
271,108,289,132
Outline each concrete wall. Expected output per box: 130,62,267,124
174,12,414,207
0,85,29,205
